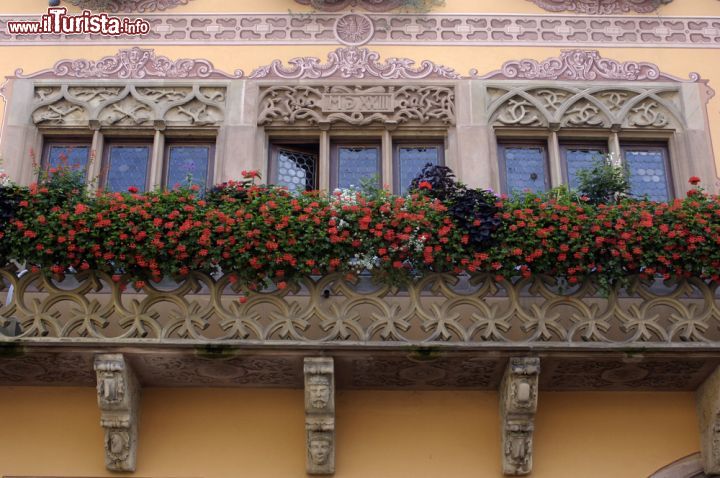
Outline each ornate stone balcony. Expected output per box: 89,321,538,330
1,268,719,390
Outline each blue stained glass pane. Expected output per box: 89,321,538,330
276,149,317,193
565,148,606,190
167,146,211,193
398,146,439,195
106,145,150,193
47,145,89,179
337,147,379,190
625,149,670,202
503,146,547,194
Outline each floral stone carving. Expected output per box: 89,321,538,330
334,13,375,46
17,47,243,80
294,0,407,11
68,0,193,12
258,85,455,127
500,357,540,476
305,358,335,475
249,46,460,80
95,354,141,472
526,0,673,15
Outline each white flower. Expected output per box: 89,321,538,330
0,169,12,187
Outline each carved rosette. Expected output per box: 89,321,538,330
500,357,540,476
17,47,243,80
249,46,460,80
526,0,672,14
68,0,193,12
258,85,455,127
32,84,226,129
95,354,141,472
305,358,335,475
334,14,375,46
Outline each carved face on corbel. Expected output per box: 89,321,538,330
106,429,130,462
505,424,532,471
307,375,332,409
308,432,333,466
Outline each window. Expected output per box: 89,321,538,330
395,143,443,195
268,137,444,194
165,142,215,193
499,142,550,194
103,141,152,193
269,143,319,193
42,140,92,179
622,144,672,202
560,142,608,190
331,142,381,190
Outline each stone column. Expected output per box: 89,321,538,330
697,365,720,474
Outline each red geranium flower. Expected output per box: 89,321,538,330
689,176,701,185
128,186,139,193
418,181,432,190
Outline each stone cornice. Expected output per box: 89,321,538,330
1,13,720,48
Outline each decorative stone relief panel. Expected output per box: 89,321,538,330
295,0,407,11
68,0,194,12
500,357,540,476
94,354,141,472
3,14,720,48
249,46,460,80
488,85,682,130
31,84,226,128
17,47,242,80
525,0,672,14
305,358,335,475
258,85,455,127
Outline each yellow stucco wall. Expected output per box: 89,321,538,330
0,387,700,477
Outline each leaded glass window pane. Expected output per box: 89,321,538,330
47,144,90,179
565,147,606,190
398,146,440,195
167,145,211,193
503,146,547,194
276,148,318,193
625,148,670,202
337,146,380,190
106,145,150,193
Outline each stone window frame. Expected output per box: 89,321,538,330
255,80,454,194
485,79,701,199
8,79,229,191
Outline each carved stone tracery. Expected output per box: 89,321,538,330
489,85,682,130
31,84,226,128
258,85,454,127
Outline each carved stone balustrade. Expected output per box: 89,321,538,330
1,268,720,390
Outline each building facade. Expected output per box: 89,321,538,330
1,0,720,476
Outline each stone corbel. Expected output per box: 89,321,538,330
500,357,540,475
697,365,720,474
305,357,335,475
94,354,141,472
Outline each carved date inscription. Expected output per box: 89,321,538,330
321,93,394,113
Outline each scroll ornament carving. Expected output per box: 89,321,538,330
32,85,225,128
526,0,673,14
295,0,407,11
249,46,460,80
17,47,243,80
489,86,680,129
68,0,193,12
94,354,140,472
258,85,455,127
500,357,540,476
305,358,335,475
